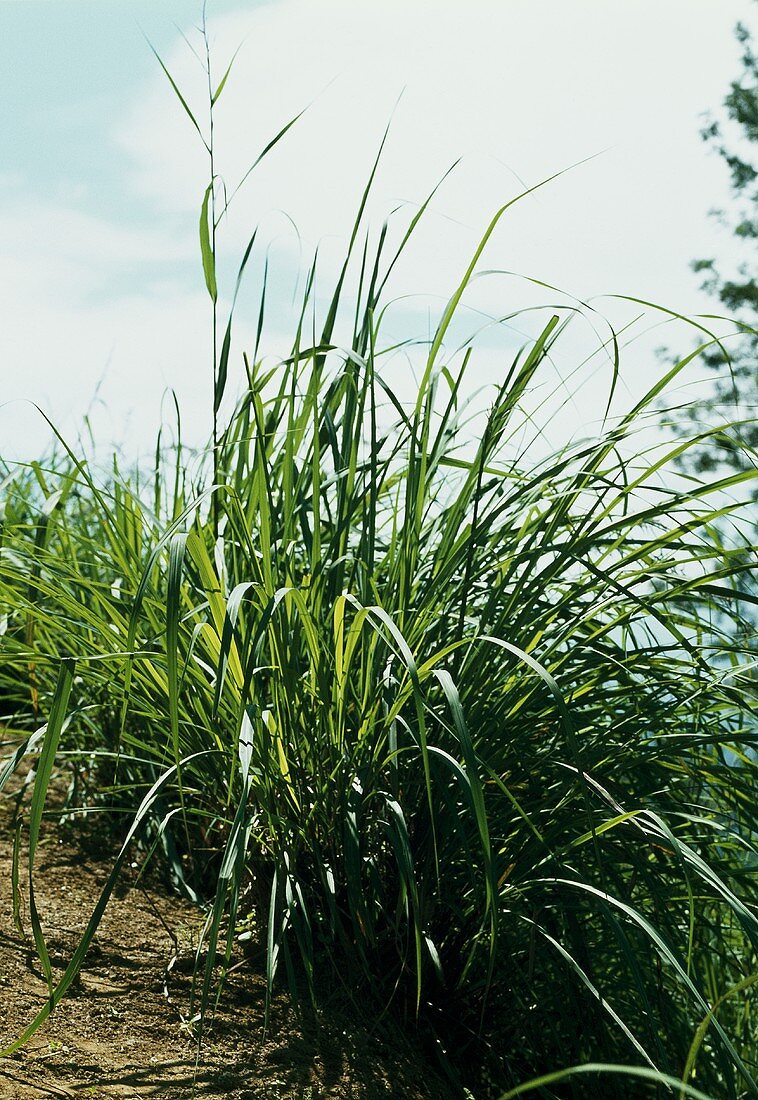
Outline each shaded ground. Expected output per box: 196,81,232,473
0,760,458,1100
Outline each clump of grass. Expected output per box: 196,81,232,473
1,19,756,1099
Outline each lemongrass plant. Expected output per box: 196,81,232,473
1,18,756,1100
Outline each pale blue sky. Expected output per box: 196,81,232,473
1,1,256,294
0,0,752,461
2,1,251,188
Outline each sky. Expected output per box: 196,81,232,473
0,0,752,463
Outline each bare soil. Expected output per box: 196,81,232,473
0,764,458,1100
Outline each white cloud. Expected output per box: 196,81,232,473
0,192,208,459
118,0,743,307
1,0,749,462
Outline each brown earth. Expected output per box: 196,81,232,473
0,761,459,1100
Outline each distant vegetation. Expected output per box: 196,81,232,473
673,6,758,483
1,16,755,1100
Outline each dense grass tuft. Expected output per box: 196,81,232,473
1,28,756,1099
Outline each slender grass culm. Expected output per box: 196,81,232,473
0,18,756,1100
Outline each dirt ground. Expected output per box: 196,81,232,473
0,764,458,1100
